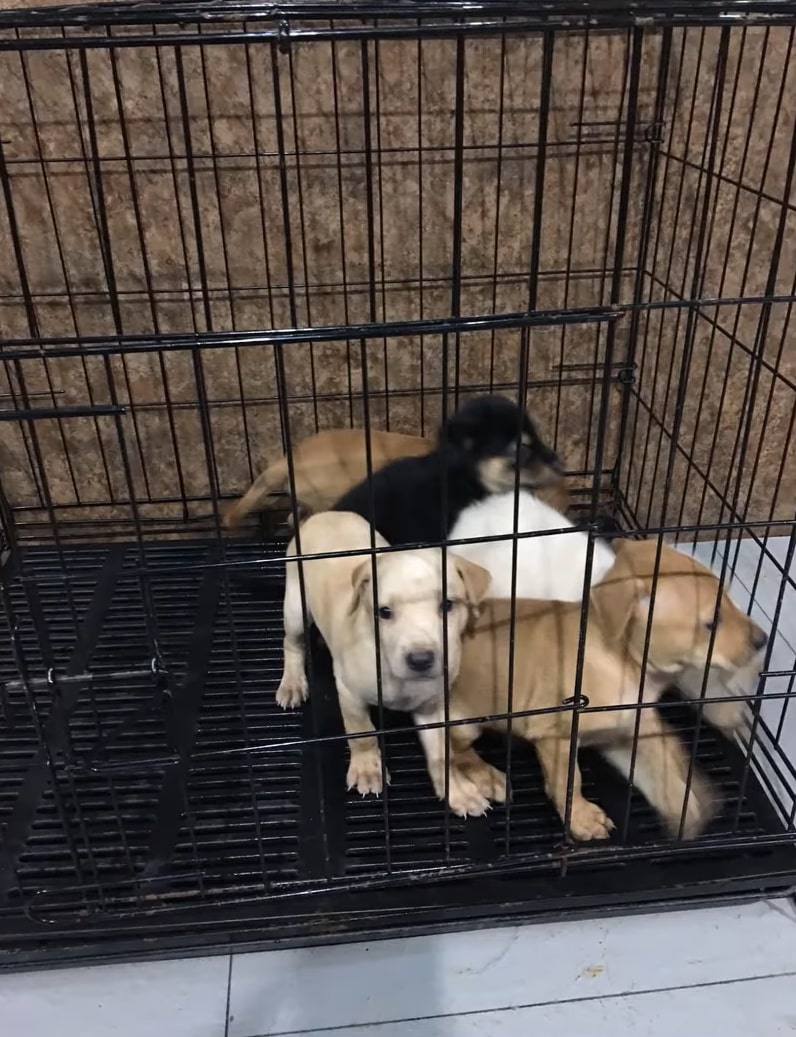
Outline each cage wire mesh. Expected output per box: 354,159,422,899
0,1,795,966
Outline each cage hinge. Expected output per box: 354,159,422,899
562,694,590,710
644,120,665,145
277,20,292,53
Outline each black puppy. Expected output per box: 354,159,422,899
333,394,563,547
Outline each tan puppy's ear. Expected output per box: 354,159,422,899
452,555,492,607
590,552,649,644
349,558,373,614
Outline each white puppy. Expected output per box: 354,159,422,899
277,511,491,795
449,490,615,600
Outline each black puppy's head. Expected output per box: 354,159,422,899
440,394,564,492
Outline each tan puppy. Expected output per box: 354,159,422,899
223,426,571,529
419,540,767,840
276,511,491,795
223,429,432,528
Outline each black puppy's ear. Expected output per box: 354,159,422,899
440,409,478,451
439,414,465,447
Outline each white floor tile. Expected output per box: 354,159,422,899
289,972,796,1036
762,538,792,572
679,534,796,823
688,536,796,653
0,953,231,1037
226,899,796,1036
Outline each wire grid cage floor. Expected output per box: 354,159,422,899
1,529,795,965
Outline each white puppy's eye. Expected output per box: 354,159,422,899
441,599,455,614
377,605,393,621
705,616,719,633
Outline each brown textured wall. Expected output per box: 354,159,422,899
619,26,796,535
0,12,793,540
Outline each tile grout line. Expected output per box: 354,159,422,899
224,954,234,1037
237,966,796,1037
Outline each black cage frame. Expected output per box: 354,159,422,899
1,0,796,970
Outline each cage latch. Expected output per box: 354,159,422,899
278,20,292,54
562,694,590,710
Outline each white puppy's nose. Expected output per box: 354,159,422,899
406,649,435,673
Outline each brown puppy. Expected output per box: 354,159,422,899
224,429,433,528
419,540,767,841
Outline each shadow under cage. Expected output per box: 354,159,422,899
1,0,795,968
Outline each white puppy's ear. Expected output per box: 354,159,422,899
349,558,373,614
452,555,492,607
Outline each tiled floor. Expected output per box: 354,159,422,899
2,534,795,1035
3,899,796,1036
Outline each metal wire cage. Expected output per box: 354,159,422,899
1,1,795,968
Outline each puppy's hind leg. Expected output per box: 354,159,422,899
276,559,310,709
599,710,719,840
337,677,389,797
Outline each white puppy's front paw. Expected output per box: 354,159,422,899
347,751,389,796
447,768,491,818
276,671,308,709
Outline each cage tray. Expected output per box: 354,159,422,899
1,538,795,969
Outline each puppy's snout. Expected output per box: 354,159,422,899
508,442,532,469
406,649,436,674
512,442,562,474
751,626,768,652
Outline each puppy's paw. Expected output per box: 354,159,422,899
676,771,721,840
447,769,492,818
568,798,615,841
461,758,508,805
703,698,748,735
347,751,389,796
276,672,308,710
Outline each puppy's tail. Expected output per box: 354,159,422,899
223,457,289,528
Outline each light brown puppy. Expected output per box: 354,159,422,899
419,540,767,841
223,429,432,528
276,511,491,795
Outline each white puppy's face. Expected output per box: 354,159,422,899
352,549,490,711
